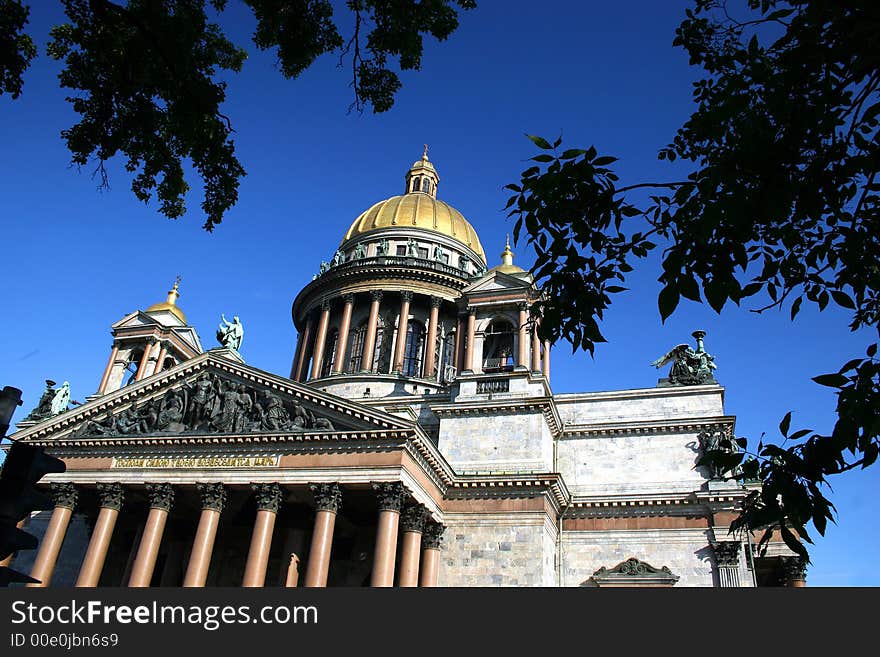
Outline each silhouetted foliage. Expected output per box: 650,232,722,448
0,0,475,229
508,0,880,560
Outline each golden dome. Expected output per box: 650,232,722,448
146,277,187,324
341,193,486,263
489,235,525,274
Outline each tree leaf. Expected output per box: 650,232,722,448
658,284,680,322
526,134,553,149
779,411,792,438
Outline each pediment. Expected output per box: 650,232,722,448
112,310,161,329
584,558,680,587
462,270,533,294
11,352,415,443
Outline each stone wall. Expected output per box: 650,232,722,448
439,512,557,586
561,528,717,587
555,385,725,425
437,409,554,473
556,431,708,495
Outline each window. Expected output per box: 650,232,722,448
421,178,431,193
347,324,366,372
483,320,515,372
411,176,421,193
396,245,407,257
403,320,426,377
123,352,142,386
321,329,339,377
418,247,429,260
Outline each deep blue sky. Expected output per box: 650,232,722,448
1,1,875,585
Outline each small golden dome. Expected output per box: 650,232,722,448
341,193,486,263
146,277,187,324
489,235,525,274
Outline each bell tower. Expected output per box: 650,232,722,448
93,279,203,396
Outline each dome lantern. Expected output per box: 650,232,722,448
404,144,440,198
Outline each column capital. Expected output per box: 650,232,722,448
320,299,332,312
781,556,808,583
372,482,406,513
711,541,741,567
422,521,446,549
370,290,384,302
400,504,427,533
341,293,355,305
50,482,78,510
309,482,342,513
252,483,283,513
145,483,175,511
112,339,123,349
400,291,414,303
160,339,174,349
197,482,227,512
429,296,443,308
96,483,124,511
145,337,158,345
466,306,477,316
517,301,530,312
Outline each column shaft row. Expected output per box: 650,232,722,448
25,481,444,589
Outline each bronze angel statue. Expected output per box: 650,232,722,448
651,330,717,385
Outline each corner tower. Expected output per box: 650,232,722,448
93,279,203,396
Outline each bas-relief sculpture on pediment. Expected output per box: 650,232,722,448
74,370,343,438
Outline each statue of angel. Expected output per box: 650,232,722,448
651,331,717,385
217,314,244,351
50,381,71,415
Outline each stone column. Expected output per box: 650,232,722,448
419,521,445,587
392,292,413,374
781,556,808,587
398,505,426,587
152,341,170,376
128,483,174,587
543,339,551,380
711,541,742,588
370,482,406,587
454,315,464,371
76,483,124,587
531,322,541,373
27,483,78,587
292,314,314,381
424,297,441,378
285,554,300,587
183,483,226,587
332,294,355,374
463,308,477,372
97,340,121,394
304,483,342,587
135,339,157,381
517,303,529,369
242,483,283,587
360,291,383,372
310,301,332,380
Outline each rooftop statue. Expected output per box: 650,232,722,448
651,330,717,386
376,238,389,257
352,243,367,260
406,238,418,258
217,314,244,351
332,250,344,267
24,379,57,421
50,381,71,415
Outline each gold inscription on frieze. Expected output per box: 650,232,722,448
112,456,280,469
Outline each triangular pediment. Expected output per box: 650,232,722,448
11,352,416,443
462,270,534,294
112,310,162,329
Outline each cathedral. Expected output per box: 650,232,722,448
3,151,804,587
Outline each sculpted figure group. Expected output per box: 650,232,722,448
78,372,336,437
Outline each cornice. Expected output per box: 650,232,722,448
560,415,737,438
447,473,570,515
430,396,562,436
